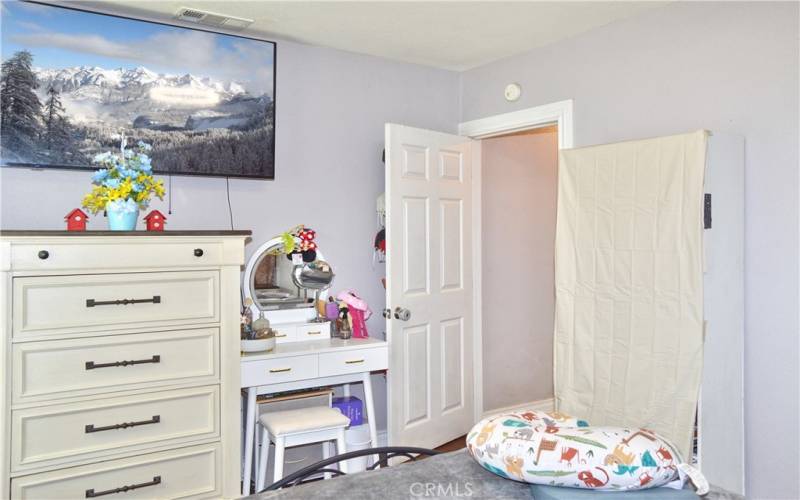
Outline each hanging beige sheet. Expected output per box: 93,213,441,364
554,130,707,460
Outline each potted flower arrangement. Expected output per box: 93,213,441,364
82,136,165,231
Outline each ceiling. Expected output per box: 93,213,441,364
67,1,666,71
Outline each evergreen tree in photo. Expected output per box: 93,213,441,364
43,85,69,152
0,50,43,159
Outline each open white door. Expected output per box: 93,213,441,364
385,123,475,448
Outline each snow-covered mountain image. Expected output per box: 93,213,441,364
35,66,247,98
34,65,267,132
1,1,275,178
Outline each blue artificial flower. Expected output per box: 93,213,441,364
116,167,133,179
138,156,152,172
93,151,113,164
91,169,109,183
104,178,121,189
131,182,143,192
138,141,152,151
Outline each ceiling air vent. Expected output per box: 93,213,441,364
175,7,254,31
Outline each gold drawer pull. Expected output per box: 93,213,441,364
275,334,287,338
345,359,365,364
306,331,322,335
269,367,292,373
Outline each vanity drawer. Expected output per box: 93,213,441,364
297,322,330,340
318,347,388,377
13,270,219,338
12,386,219,472
10,443,220,499
271,324,297,343
13,328,218,403
241,355,318,386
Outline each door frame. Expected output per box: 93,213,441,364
457,99,574,421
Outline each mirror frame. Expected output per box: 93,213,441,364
242,236,329,316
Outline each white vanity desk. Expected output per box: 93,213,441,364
240,336,388,495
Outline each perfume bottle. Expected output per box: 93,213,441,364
337,308,352,340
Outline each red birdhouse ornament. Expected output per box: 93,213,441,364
65,208,88,231
144,210,167,232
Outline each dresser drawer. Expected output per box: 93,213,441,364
241,355,318,387
12,270,219,338
13,328,218,403
9,240,226,271
318,347,388,377
297,322,330,340
12,386,219,472
10,443,220,499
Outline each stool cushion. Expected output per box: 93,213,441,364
260,406,350,435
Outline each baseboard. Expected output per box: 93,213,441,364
482,397,554,418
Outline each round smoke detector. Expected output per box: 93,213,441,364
504,83,522,102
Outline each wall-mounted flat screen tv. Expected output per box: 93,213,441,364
1,1,276,179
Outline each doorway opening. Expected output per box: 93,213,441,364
479,125,559,415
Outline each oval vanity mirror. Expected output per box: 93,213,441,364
243,236,333,322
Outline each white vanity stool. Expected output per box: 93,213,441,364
256,406,350,490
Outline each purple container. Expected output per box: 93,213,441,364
326,301,339,320
332,396,363,425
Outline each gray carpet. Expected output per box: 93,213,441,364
248,450,740,499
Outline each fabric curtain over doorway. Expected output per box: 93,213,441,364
553,130,708,459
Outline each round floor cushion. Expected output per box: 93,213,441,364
466,410,688,491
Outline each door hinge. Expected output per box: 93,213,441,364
704,193,712,229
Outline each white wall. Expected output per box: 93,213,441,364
461,3,799,498
481,128,558,412
0,39,461,432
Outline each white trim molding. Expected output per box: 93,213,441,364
482,398,555,419
458,99,574,149
469,139,483,425
460,99,574,426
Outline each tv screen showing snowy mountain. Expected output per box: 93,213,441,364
0,2,276,178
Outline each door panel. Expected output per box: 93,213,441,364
441,317,464,413
440,199,463,291
386,123,474,448
404,324,430,426
402,197,430,295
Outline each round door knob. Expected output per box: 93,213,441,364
193,248,204,257
382,308,392,319
394,307,411,321
38,250,49,260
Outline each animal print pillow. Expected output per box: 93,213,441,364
466,410,705,493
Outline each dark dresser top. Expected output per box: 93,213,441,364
0,230,252,237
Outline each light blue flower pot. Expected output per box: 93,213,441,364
107,207,139,231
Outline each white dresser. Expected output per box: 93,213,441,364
0,230,249,499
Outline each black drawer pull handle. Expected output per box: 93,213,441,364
86,295,161,308
38,250,49,260
85,415,160,433
86,355,160,370
86,476,161,497
194,248,204,257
